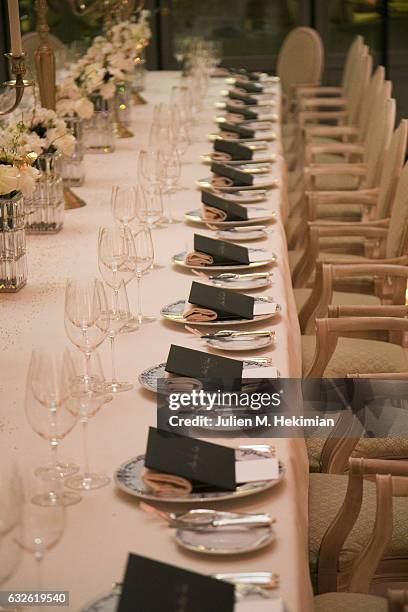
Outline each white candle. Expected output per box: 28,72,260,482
8,0,23,56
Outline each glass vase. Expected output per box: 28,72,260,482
61,116,85,187
115,82,132,127
25,151,64,234
132,55,146,93
0,191,28,293
83,95,115,154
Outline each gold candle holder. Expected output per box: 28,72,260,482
35,0,56,110
0,52,33,116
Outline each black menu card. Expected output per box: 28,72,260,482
229,90,259,105
214,139,254,160
211,161,254,186
219,122,255,138
236,80,264,93
145,426,237,490
118,553,235,612
189,281,255,319
194,234,250,265
224,104,259,120
202,190,249,221
165,344,243,388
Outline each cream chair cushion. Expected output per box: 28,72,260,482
301,335,408,377
309,473,408,589
293,287,380,313
314,592,387,612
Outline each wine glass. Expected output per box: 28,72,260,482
64,278,110,377
137,185,164,229
131,225,155,325
111,185,138,227
159,146,181,224
137,149,162,198
64,351,111,491
25,348,81,507
103,280,133,393
15,472,65,592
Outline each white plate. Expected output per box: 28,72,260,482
115,453,285,503
216,227,269,241
185,208,277,227
205,332,275,352
175,514,275,555
160,297,281,326
138,359,278,393
208,132,277,143
197,177,279,191
172,250,276,270
202,189,269,203
201,274,273,291
201,153,276,165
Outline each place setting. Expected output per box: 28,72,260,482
201,139,278,165
208,121,278,143
185,190,277,227
172,233,276,272
160,280,281,327
197,161,279,192
138,343,280,394
80,553,284,612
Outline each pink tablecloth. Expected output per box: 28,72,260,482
0,72,312,611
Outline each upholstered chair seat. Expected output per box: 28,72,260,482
314,592,387,612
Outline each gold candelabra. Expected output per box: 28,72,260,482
67,0,141,32
0,53,33,116
35,0,56,110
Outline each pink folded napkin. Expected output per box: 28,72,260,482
185,251,214,266
202,205,228,222
142,469,192,497
184,306,218,322
164,375,203,393
219,130,239,140
211,152,232,162
226,112,245,123
211,176,235,188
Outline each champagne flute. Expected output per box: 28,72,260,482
64,278,110,379
131,225,155,324
159,146,181,224
137,149,162,198
25,348,81,507
65,351,111,491
111,185,138,227
103,280,133,393
15,472,65,592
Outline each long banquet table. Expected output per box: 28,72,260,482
1,72,313,612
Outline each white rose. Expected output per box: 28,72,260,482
100,81,116,100
74,97,94,120
54,133,76,157
56,98,76,117
17,164,40,197
21,132,45,156
0,165,20,195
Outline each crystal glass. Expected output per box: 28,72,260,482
132,224,155,325
111,185,138,227
64,278,110,375
103,280,133,393
25,151,64,234
15,472,65,591
0,192,27,293
25,348,81,507
84,95,115,154
64,351,111,491
136,185,164,229
61,117,85,187
159,147,181,224
98,225,139,333
137,149,162,199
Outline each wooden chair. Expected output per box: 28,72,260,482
388,589,408,612
314,592,387,611
291,151,408,289
309,457,408,593
277,27,324,121
302,307,408,378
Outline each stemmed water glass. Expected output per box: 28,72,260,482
15,472,65,592
102,280,133,393
25,348,81,507
137,185,164,230
131,225,155,325
111,185,138,227
64,278,110,378
64,351,111,491
159,146,181,224
137,149,162,198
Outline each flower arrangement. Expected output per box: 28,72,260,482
9,107,76,158
71,36,135,101
56,78,94,120
110,11,152,55
0,126,40,197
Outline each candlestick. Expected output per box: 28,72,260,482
8,0,23,56
35,0,56,110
